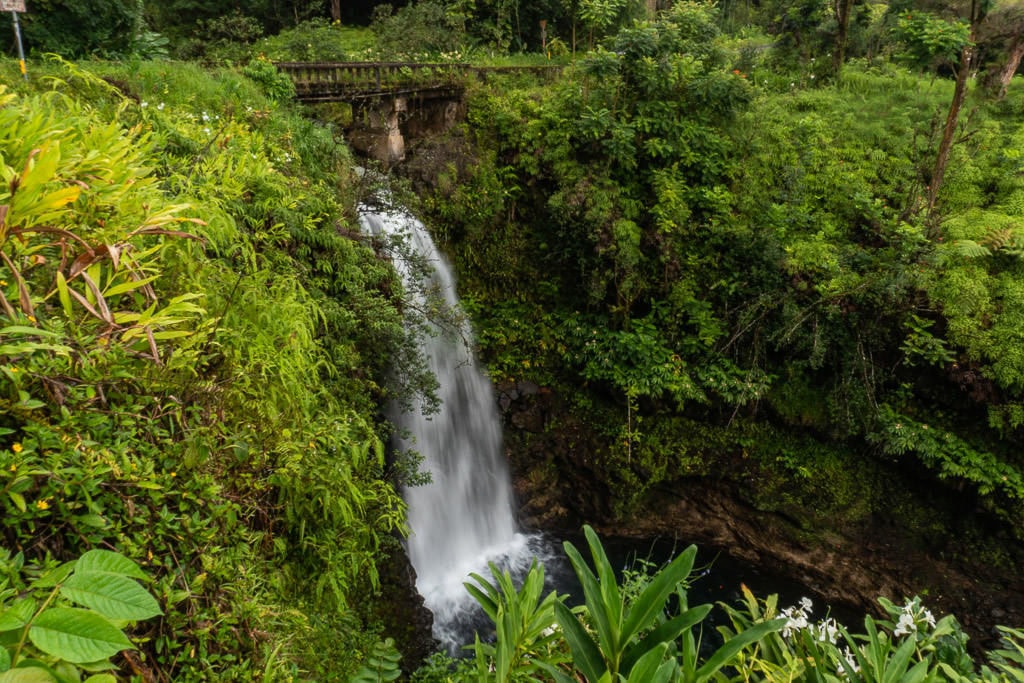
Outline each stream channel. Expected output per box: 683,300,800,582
359,202,844,653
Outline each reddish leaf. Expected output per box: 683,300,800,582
79,271,112,324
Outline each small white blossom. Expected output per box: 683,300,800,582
780,598,814,639
157,102,165,110
815,617,840,644
894,612,917,637
840,647,860,675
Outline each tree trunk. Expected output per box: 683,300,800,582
331,0,341,22
928,42,974,220
832,0,853,73
994,35,1024,99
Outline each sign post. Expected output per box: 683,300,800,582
1,0,27,80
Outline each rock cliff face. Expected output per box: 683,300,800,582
374,543,437,672
495,379,1024,651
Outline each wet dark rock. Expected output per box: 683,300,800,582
373,543,437,673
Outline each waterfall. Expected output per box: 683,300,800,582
359,205,542,648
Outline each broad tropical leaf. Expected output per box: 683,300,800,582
61,572,162,621
73,550,149,581
28,608,134,664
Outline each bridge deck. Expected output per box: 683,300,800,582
276,61,470,102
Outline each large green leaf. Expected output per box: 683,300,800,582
621,604,712,674
693,618,786,682
625,643,675,683
28,608,134,664
0,667,57,683
61,572,162,621
883,635,919,683
621,544,697,645
73,551,148,581
583,525,622,640
554,601,605,683
563,533,617,663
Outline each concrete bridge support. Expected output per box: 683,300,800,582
347,91,465,166
349,96,407,165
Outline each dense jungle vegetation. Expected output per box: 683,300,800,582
3,0,1024,679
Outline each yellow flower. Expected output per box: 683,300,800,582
8,464,15,472
11,443,23,454
27,315,36,323
35,499,49,511
170,471,177,478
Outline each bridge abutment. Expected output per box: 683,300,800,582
349,96,408,165
348,93,465,166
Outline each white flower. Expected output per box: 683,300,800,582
203,127,211,134
815,617,840,644
781,600,812,639
141,101,148,108
781,612,809,639
841,647,860,674
201,112,210,122
894,613,916,637
800,597,813,612
157,102,165,110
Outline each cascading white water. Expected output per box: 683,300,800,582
359,205,543,648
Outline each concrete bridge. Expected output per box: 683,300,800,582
275,61,470,165
276,61,559,164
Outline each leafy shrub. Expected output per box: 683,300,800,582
20,0,141,57
1,57,422,679
0,549,160,680
371,1,465,58
255,18,377,62
242,56,297,102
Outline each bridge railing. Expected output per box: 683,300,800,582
276,61,471,99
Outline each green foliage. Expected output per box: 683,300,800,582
456,531,1024,681
21,0,142,58
427,5,1024,549
242,57,297,102
372,1,467,59
466,561,565,681
0,57,426,679
255,19,377,62
892,10,971,70
461,525,792,682
0,549,159,679
349,638,402,683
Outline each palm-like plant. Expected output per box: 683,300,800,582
552,525,785,682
